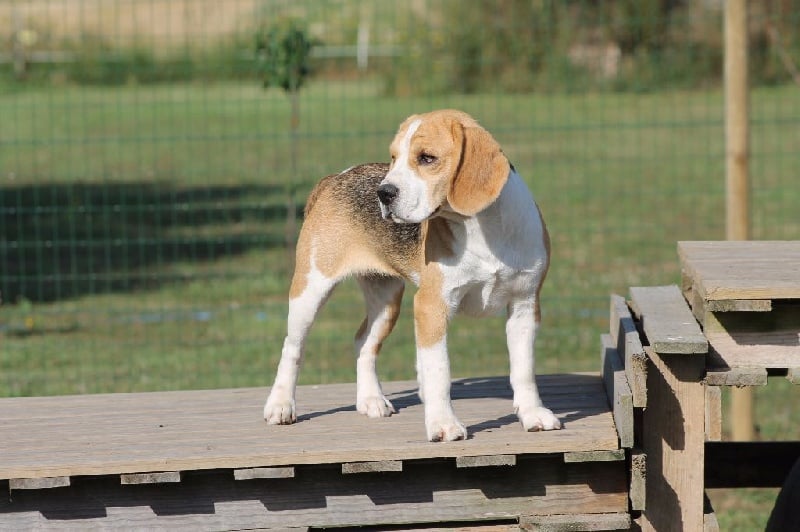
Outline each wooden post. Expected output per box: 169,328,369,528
631,286,708,531
725,0,754,442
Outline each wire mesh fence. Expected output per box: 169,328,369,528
1,1,799,398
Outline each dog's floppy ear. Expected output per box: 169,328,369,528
447,118,510,216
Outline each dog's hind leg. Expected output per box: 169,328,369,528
506,299,561,431
354,275,405,418
264,255,338,425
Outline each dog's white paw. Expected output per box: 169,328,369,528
263,394,296,425
426,416,467,442
357,395,396,418
517,405,561,432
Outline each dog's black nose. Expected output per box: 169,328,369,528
377,183,398,206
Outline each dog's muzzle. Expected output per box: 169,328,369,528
377,183,398,206
377,183,399,220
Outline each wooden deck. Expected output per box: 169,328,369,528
0,374,617,480
0,374,629,530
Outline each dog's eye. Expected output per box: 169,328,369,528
417,153,437,165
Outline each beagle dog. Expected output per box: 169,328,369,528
264,109,561,441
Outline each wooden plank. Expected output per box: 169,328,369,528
703,303,800,368
600,334,634,449
678,241,800,302
234,466,295,480
342,460,403,474
9,476,69,490
519,512,631,531
706,299,772,313
609,294,648,408
704,386,722,442
456,454,516,468
392,526,517,532
706,335,798,368
120,471,181,485
629,450,646,512
0,375,620,481
705,441,800,488
630,285,708,355
0,455,628,529
705,360,768,387
641,350,706,531
563,450,624,463
706,339,770,388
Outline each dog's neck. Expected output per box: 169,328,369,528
425,169,543,270
437,169,535,229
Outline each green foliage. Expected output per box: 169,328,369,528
64,36,175,85
4,33,258,87
5,1,798,94
602,0,678,54
379,1,799,95
255,19,316,93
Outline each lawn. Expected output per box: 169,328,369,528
1,80,799,528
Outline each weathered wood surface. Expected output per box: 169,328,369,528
679,241,800,303
704,361,768,386
681,241,800,378
703,302,800,369
0,455,628,530
600,334,634,449
519,512,631,531
563,449,624,463
629,450,647,512
0,374,618,481
233,466,295,480
8,477,70,491
456,454,516,468
609,294,648,408
342,460,403,474
641,349,706,532
120,471,181,485
630,285,708,355
704,386,722,442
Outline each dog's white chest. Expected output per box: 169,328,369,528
456,266,535,317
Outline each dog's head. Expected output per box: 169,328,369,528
377,109,510,223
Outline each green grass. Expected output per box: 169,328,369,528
1,79,799,529
2,81,799,393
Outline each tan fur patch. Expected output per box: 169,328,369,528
355,317,369,342
447,116,510,216
414,262,449,348
288,230,312,299
422,218,455,262
374,284,404,354
290,163,423,299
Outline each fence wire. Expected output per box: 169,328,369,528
1,1,799,397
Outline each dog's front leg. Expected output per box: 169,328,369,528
507,299,561,431
414,282,467,442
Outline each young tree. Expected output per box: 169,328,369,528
256,20,316,250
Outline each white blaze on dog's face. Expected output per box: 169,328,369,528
378,110,510,223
